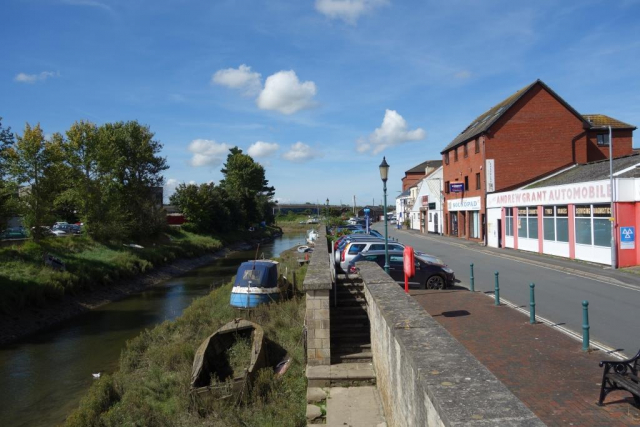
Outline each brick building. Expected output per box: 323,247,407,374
441,79,635,242
401,160,442,191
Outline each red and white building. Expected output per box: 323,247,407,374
487,154,640,267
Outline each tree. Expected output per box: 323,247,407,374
94,121,168,240
169,183,232,234
8,123,65,240
220,147,275,227
0,118,16,227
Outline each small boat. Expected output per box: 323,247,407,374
230,260,289,309
190,318,267,401
306,229,319,245
297,245,311,253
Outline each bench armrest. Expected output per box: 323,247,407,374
599,349,640,369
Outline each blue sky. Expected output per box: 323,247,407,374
2,0,639,206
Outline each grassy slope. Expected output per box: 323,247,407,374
0,227,280,315
65,248,307,427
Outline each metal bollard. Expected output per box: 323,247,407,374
470,263,475,292
494,272,500,306
529,283,536,324
582,300,590,351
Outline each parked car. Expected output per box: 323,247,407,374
350,229,384,238
334,234,384,265
339,240,405,273
349,250,455,289
0,227,28,240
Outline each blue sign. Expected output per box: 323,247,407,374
620,226,635,250
450,183,464,193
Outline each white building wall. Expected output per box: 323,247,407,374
487,208,501,248
410,167,444,234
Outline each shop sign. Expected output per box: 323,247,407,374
450,183,464,193
487,180,612,208
486,159,495,193
621,227,635,250
448,197,481,211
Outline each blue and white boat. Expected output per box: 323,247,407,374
230,260,288,309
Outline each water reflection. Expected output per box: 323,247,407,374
0,232,307,427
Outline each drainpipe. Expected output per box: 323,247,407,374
609,125,616,269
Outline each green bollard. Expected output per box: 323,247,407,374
494,272,500,306
470,263,475,292
582,300,590,351
529,283,536,324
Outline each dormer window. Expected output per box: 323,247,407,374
597,134,610,146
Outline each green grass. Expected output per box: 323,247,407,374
0,226,281,315
65,248,307,427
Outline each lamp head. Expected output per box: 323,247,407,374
379,156,390,182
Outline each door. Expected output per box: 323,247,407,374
451,213,458,236
497,219,503,248
422,211,427,233
434,213,439,234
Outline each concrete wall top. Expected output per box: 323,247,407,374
358,261,544,426
303,226,332,291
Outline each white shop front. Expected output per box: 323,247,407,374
447,196,482,239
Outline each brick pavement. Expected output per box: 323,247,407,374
411,288,640,427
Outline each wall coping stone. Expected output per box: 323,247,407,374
358,261,545,427
303,226,332,291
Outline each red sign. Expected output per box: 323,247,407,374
421,195,428,206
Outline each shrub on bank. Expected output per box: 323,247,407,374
65,248,307,427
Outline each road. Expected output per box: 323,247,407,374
372,224,640,356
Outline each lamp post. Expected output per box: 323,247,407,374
379,157,390,274
326,198,329,219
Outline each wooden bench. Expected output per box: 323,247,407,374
598,349,640,407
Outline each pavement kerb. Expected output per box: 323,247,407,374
392,227,640,291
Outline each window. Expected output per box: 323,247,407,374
505,208,513,237
454,148,458,161
348,244,366,254
444,152,449,165
464,176,469,191
369,244,385,251
475,173,481,190
517,207,528,238
527,207,538,239
597,134,610,146
575,204,612,247
464,143,468,158
444,181,450,194
475,140,480,153
543,206,569,242
575,205,592,245
429,212,432,222
470,211,480,238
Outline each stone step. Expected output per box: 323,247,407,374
306,363,376,387
331,350,373,364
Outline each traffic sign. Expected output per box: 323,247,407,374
620,227,635,250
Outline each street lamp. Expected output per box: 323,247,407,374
594,125,616,269
379,157,390,274
326,198,329,218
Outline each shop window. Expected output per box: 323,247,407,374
444,152,449,165
575,205,592,245
464,176,469,191
475,173,481,190
543,207,555,241
464,143,468,158
517,207,528,237
556,206,569,242
454,148,458,161
593,204,612,247
475,140,480,153
505,207,513,237
470,211,480,238
597,134,610,146
527,207,538,239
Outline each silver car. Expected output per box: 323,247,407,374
339,239,405,273
334,235,384,265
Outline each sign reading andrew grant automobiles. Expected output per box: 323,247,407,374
447,197,481,211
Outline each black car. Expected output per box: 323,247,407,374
349,249,455,289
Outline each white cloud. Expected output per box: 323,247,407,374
248,141,279,158
212,64,262,96
256,70,317,115
315,0,388,24
356,109,426,154
187,139,231,167
282,142,322,163
14,71,60,84
163,178,180,203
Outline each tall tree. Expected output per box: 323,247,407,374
169,182,232,234
95,121,168,240
8,123,64,240
0,118,16,227
220,147,275,227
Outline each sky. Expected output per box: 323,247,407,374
1,0,639,206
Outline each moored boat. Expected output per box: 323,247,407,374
230,260,289,309
190,318,267,400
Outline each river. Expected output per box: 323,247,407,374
0,232,307,427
